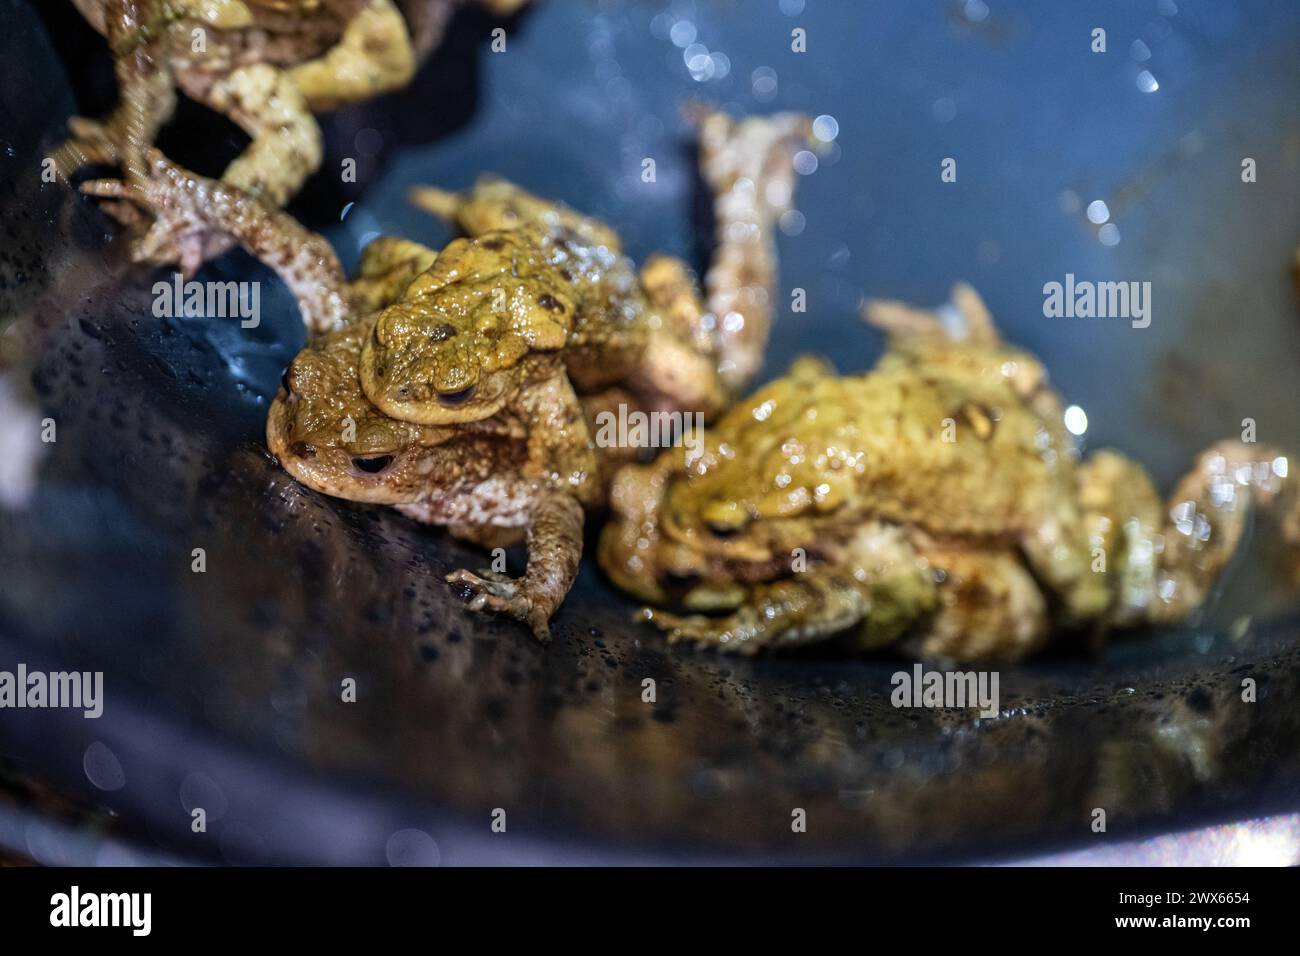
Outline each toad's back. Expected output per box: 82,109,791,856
680,361,1077,539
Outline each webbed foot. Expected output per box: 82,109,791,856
447,567,552,641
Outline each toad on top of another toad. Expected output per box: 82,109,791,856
86,106,814,637
598,284,1300,660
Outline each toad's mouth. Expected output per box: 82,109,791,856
264,396,419,506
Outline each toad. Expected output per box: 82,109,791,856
56,0,526,270
598,285,1299,660
86,106,812,636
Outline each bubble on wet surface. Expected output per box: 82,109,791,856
386,828,441,866
793,150,819,175
83,741,125,791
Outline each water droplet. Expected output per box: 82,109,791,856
812,114,839,142
386,828,441,867
1086,199,1110,224
83,741,125,791
669,20,696,48
1064,405,1088,436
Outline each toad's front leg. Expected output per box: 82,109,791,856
646,525,937,655
82,151,350,332
643,575,877,655
445,487,584,641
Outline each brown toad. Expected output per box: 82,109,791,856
90,107,812,636
599,285,1300,660
57,0,526,271
360,108,817,427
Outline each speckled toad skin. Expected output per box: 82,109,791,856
56,0,527,270
598,285,1300,661
84,106,813,638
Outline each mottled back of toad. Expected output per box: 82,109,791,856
666,344,1075,543
360,228,576,423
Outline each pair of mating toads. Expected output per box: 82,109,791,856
64,8,1299,663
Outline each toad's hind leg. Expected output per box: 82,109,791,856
630,255,726,418
1143,441,1298,624
285,0,417,113
54,0,178,183
693,107,815,393
901,546,1049,662
83,151,348,331
644,575,876,655
446,488,584,641
408,178,623,251
862,282,1001,346
180,64,322,211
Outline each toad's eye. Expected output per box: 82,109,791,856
437,385,477,407
664,568,701,587
707,522,743,539
352,455,394,474
430,323,456,342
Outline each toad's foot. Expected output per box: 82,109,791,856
691,106,816,393
445,489,584,642
82,149,348,331
81,152,225,275
1146,441,1298,623
52,116,124,180
641,574,880,656
446,568,553,640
